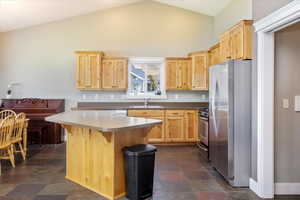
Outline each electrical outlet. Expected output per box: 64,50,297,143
282,99,289,109
295,96,300,112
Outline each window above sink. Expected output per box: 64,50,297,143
127,57,166,99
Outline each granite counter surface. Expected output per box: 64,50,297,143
45,110,162,132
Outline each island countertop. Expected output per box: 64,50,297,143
45,110,162,132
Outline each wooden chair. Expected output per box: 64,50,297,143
0,110,16,120
0,116,16,168
11,113,27,160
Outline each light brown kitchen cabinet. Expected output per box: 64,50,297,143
219,20,253,62
127,110,165,143
185,110,198,142
128,109,198,143
209,43,221,66
76,51,104,90
188,51,209,91
165,116,185,142
147,116,165,143
101,57,128,90
219,30,232,62
165,110,185,142
166,58,191,90
230,20,253,60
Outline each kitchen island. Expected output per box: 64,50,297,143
46,110,162,200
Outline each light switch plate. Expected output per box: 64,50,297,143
295,96,300,112
283,99,289,109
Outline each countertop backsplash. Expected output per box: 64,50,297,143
78,90,209,103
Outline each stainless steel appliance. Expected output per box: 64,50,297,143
197,108,209,160
209,60,251,187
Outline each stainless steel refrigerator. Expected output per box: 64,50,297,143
209,60,251,187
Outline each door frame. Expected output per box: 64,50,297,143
251,1,300,198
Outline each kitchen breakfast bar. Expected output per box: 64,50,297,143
46,110,162,200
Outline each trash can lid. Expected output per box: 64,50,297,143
123,144,157,156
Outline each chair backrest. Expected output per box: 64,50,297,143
11,112,27,143
0,115,15,149
0,110,16,120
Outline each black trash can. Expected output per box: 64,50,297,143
123,144,157,200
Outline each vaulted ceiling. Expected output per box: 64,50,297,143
0,0,232,32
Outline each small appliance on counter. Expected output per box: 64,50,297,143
197,108,209,160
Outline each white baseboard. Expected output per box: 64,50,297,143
275,183,300,195
250,178,259,195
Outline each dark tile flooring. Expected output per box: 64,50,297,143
0,144,298,200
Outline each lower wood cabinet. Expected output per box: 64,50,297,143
165,116,185,142
128,109,198,143
185,110,198,141
148,116,165,143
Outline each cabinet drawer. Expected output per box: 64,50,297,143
128,110,149,117
128,110,164,117
148,110,164,117
166,110,185,116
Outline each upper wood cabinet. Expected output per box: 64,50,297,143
219,20,253,62
166,58,191,90
188,51,209,91
230,20,253,60
102,57,128,90
219,30,232,62
208,43,221,66
76,51,104,90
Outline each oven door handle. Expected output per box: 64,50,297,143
200,117,208,121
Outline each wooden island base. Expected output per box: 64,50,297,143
64,125,149,200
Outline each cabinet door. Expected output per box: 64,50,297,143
147,117,165,143
166,60,178,90
165,116,185,142
219,31,232,62
102,59,115,89
191,53,209,90
76,53,101,90
209,45,220,66
87,54,101,89
185,110,198,142
179,60,191,90
231,24,244,60
114,59,128,90
76,54,88,89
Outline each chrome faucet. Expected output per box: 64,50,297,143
144,97,150,107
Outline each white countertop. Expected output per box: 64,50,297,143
45,110,162,132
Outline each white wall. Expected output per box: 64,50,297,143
0,1,213,107
251,0,295,181
213,0,252,42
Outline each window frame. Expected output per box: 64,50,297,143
126,57,166,99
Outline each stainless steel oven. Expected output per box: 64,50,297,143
197,108,209,160
199,112,209,146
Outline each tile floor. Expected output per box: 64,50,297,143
0,144,298,200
